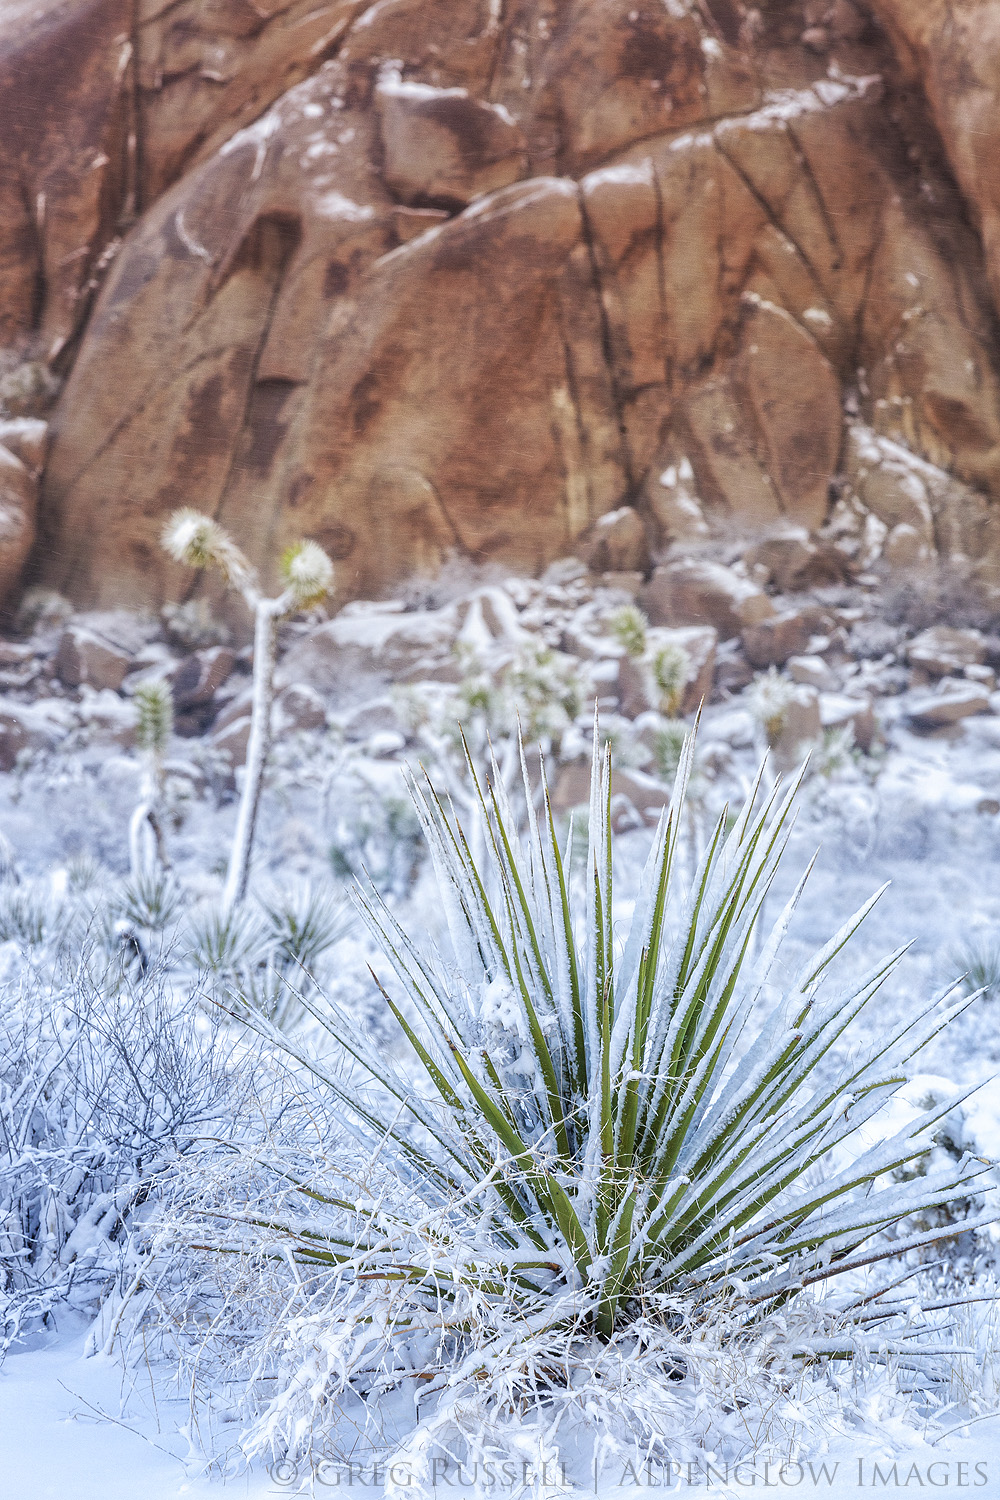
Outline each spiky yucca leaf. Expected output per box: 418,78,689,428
259,731,994,1338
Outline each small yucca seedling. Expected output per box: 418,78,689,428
608,605,648,659
162,511,334,910
650,641,690,717
130,679,174,880
256,730,996,1343
746,667,797,748
651,718,688,783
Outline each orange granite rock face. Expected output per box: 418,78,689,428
0,0,999,613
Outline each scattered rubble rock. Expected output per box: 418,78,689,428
642,558,773,639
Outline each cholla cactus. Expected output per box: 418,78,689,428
281,540,335,610
162,510,334,910
130,679,174,880
745,668,797,748
608,605,648,659
135,678,173,761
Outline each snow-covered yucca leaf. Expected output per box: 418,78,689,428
265,730,995,1337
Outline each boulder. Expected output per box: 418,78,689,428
642,558,773,640
551,759,669,818
277,604,461,697
743,528,847,592
787,654,840,691
0,445,37,606
906,682,992,730
274,682,328,733
818,693,877,753
771,686,822,773
375,68,527,209
577,506,649,575
169,647,236,708
907,627,987,677
741,610,815,669
0,701,76,770
0,0,999,611
341,698,403,741
0,419,48,475
55,624,132,692
212,714,252,766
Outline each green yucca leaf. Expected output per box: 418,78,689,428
253,725,997,1339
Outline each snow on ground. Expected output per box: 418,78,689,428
0,1328,272,1499
3,1325,999,1499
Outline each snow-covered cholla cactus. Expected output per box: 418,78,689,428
162,511,333,910
129,678,173,879
245,732,995,1358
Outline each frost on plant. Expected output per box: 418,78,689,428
650,641,690,717
746,667,797,747
182,730,997,1477
608,605,647,659
160,510,334,911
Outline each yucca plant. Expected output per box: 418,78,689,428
252,731,996,1342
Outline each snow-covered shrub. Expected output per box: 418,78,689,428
0,959,241,1350
178,732,995,1473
